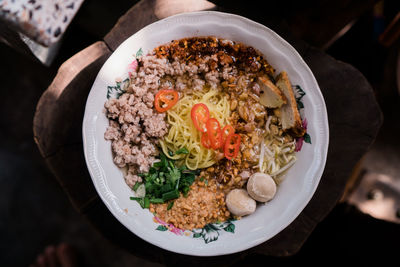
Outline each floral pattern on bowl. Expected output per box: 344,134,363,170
153,216,235,243
83,11,329,256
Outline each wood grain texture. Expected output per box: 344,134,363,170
32,0,383,262
104,0,157,51
33,41,111,157
104,0,217,51
33,41,111,211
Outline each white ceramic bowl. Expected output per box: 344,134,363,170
82,11,329,256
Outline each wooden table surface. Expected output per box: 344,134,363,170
33,0,382,265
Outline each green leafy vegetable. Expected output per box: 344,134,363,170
162,189,180,201
130,150,197,208
175,147,189,155
130,197,149,209
143,197,150,209
150,198,164,204
132,182,142,191
166,147,189,156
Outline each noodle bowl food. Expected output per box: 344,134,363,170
104,36,310,231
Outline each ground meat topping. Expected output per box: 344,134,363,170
104,54,171,187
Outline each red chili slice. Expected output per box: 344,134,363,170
206,118,223,150
222,125,235,145
201,132,212,149
154,89,179,112
191,103,210,132
224,134,241,160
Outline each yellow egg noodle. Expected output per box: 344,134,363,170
160,88,231,170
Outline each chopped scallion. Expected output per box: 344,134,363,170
132,182,142,191
167,201,174,210
175,147,189,155
162,190,180,201
150,198,164,204
129,151,197,209
143,197,150,209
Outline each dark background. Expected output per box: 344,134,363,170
1,0,399,266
